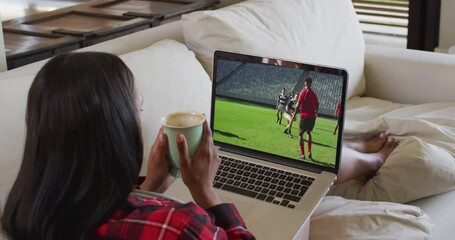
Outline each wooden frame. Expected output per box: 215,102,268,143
3,0,219,69
407,0,441,51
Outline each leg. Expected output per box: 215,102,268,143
283,113,291,133
306,119,315,159
284,120,290,133
344,132,387,153
333,120,339,135
287,119,294,137
284,114,293,137
307,131,312,159
336,137,399,184
298,119,306,158
299,130,305,158
276,109,280,123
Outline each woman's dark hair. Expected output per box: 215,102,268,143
1,52,143,239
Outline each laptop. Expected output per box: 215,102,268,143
165,50,348,239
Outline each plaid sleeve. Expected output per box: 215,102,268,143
205,203,256,240
94,196,255,240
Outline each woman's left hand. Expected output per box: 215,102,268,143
139,128,175,193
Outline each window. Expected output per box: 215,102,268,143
354,0,409,33
353,0,409,48
353,0,441,51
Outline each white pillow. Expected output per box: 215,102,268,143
310,196,435,240
332,101,455,203
0,75,34,216
182,0,366,99
344,97,406,124
329,137,455,203
119,40,212,175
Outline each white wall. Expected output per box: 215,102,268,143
0,13,6,72
438,0,455,52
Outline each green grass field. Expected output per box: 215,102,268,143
213,98,338,168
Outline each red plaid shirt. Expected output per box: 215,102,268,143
94,191,255,239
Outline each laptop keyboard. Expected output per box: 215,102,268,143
213,155,314,209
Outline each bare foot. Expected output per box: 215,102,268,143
362,136,399,179
372,136,399,164
345,132,387,153
336,137,399,184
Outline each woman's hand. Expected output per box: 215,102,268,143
140,128,175,193
177,120,222,209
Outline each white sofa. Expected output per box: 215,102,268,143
1,0,455,239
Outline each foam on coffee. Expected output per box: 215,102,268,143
162,112,204,128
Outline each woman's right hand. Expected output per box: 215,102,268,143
176,120,222,209
140,128,175,193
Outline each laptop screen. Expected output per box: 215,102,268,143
211,51,348,174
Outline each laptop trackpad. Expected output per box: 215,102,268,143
165,179,253,217
219,192,254,216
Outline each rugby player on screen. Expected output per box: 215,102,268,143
292,77,319,160
283,92,299,138
333,101,342,135
275,88,288,125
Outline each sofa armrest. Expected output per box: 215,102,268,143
364,44,455,104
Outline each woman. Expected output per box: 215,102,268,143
1,52,255,240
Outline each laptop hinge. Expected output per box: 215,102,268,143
219,147,324,174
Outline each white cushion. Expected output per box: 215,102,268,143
330,138,455,203
310,196,434,240
119,39,212,175
182,0,366,99
0,75,34,216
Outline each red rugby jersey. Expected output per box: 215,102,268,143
298,88,319,119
